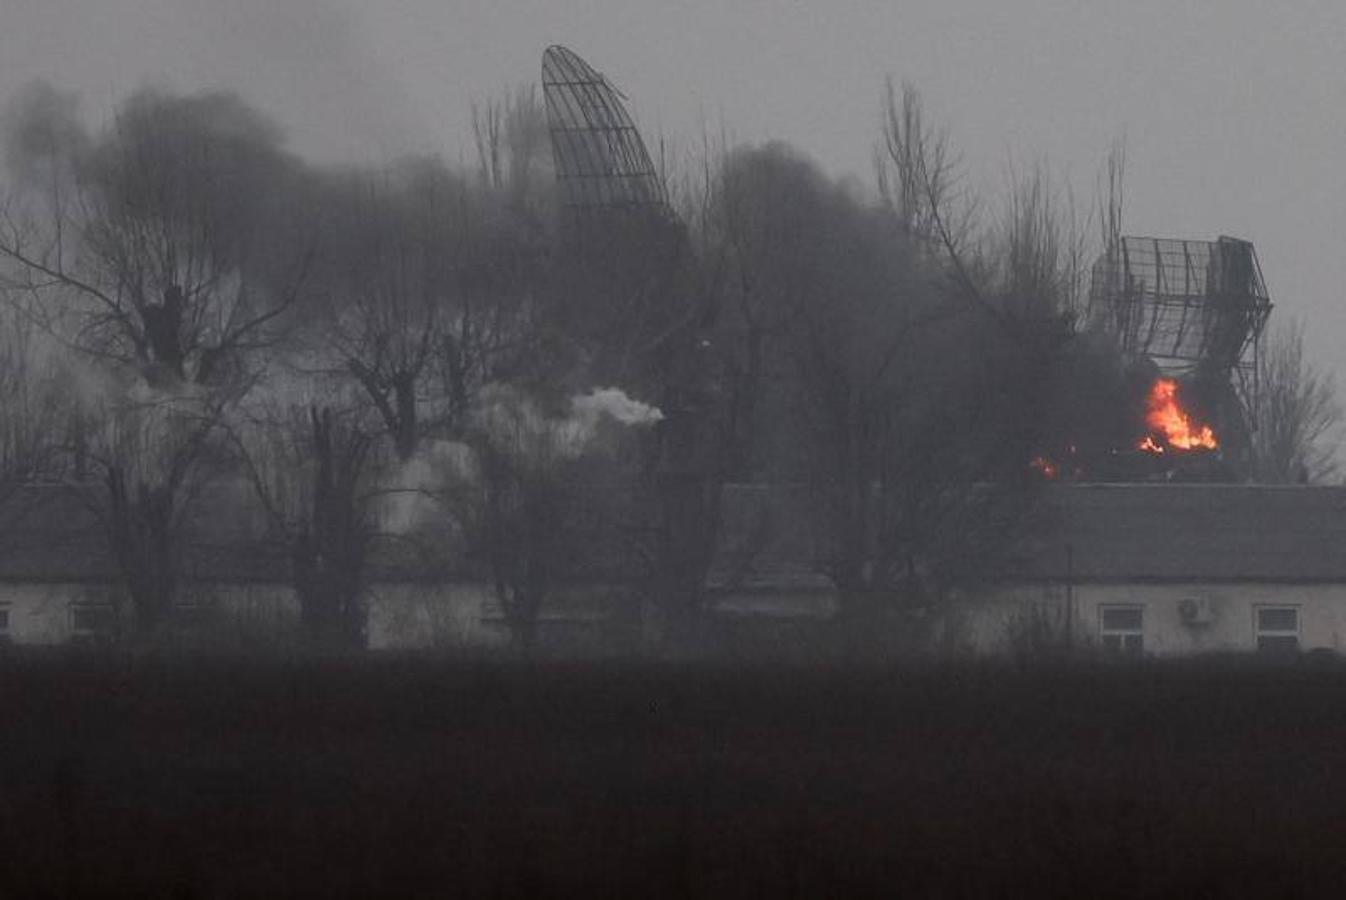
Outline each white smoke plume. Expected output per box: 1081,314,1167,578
382,386,662,534
476,384,663,459
570,387,664,429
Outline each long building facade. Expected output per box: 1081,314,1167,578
2,483,1345,657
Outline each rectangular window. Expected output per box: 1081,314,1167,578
71,603,115,638
1100,605,1144,656
1256,606,1300,656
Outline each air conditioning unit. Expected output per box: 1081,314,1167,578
1178,596,1216,626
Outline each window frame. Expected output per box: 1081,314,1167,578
1099,604,1145,657
70,601,116,641
1254,604,1300,655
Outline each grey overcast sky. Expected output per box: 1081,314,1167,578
3,0,1344,381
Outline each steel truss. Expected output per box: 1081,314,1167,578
1090,235,1273,427
542,45,668,214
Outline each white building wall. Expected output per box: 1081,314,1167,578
5,577,1345,657
0,582,301,647
366,583,506,650
952,582,1346,657
0,584,98,644
184,583,301,646
0,580,553,650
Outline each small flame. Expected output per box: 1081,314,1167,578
1030,456,1058,478
1137,378,1217,453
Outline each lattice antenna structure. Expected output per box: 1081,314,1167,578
1090,235,1273,421
542,45,668,214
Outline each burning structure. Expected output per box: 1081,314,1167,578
1088,235,1273,480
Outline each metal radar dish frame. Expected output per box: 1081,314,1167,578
1089,234,1273,428
542,45,669,215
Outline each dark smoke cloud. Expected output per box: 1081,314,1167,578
2,82,88,186
0,0,430,167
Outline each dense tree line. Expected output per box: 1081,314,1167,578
0,80,1335,653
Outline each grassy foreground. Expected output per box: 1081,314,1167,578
3,653,1346,898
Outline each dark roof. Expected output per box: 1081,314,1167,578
1012,484,1346,583
709,483,1346,587
4,481,1345,586
0,484,111,580
0,482,421,583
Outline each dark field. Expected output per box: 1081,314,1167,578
4,654,1346,898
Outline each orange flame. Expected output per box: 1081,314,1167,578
1030,456,1058,478
1137,378,1217,453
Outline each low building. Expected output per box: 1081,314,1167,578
0,482,636,651
1,481,1344,657
954,484,1346,657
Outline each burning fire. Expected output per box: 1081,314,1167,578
1137,378,1217,453
1029,456,1058,478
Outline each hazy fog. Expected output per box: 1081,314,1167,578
4,0,1344,391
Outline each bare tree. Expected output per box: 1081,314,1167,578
998,160,1089,324
438,385,656,654
0,309,63,499
473,425,568,654
0,86,308,389
473,90,717,651
876,79,987,304
703,142,1038,656
1253,318,1341,483
876,78,968,254
1098,140,1126,275
877,81,1091,336
0,87,318,639
233,395,382,648
308,135,555,464
312,163,465,461
81,381,231,636
973,161,1092,472
879,82,1133,478
532,129,745,651
444,387,584,654
472,86,553,215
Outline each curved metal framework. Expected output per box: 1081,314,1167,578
1090,235,1273,418
542,45,667,212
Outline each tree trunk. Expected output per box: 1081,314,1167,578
294,543,366,650
106,467,178,638
498,583,542,657
653,469,720,656
392,373,417,462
